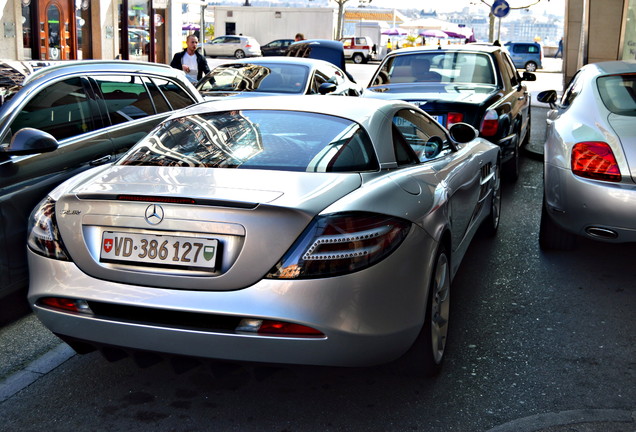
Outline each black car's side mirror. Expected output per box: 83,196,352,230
537,89,558,108
521,71,536,82
2,128,59,156
448,122,478,145
318,82,337,95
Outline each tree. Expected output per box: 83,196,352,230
334,0,351,40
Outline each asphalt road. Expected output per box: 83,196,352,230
0,60,634,431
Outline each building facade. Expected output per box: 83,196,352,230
4,0,199,66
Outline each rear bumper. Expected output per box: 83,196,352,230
544,164,636,242
27,227,437,367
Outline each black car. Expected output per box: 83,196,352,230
0,60,202,320
362,45,535,181
261,39,294,56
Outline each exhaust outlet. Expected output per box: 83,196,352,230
585,226,618,240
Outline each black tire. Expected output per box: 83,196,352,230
525,61,538,72
480,159,502,237
234,50,246,59
352,53,364,64
522,110,531,148
400,245,451,378
502,129,520,182
539,197,577,250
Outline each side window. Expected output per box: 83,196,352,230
93,74,153,125
310,71,329,94
151,77,196,110
11,76,99,141
393,109,450,163
561,71,583,108
501,53,519,87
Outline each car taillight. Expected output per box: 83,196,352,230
446,112,464,128
571,141,621,182
245,43,252,48
266,212,411,279
480,109,499,137
27,197,71,261
236,319,324,337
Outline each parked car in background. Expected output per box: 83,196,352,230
504,41,543,72
27,95,501,377
202,35,261,59
0,60,202,318
538,60,636,250
196,57,362,99
261,39,294,56
363,45,535,181
339,36,377,64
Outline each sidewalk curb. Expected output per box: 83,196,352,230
487,408,636,432
0,343,75,403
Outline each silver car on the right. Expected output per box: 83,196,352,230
538,60,636,250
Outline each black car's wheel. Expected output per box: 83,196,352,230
539,197,577,250
522,110,531,148
502,129,520,182
480,159,501,237
234,50,246,59
352,53,364,64
525,61,538,72
399,245,451,378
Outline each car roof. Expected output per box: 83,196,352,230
22,60,184,85
177,94,411,125
210,57,341,68
388,44,501,56
587,60,636,75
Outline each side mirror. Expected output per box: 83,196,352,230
318,82,337,95
2,128,59,156
448,122,478,144
521,71,536,82
537,89,558,108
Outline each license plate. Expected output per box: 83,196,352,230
100,231,218,270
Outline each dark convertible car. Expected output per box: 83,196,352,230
363,45,535,181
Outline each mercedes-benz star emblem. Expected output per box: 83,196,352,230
144,204,164,225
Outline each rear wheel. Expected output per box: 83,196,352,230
525,61,538,72
400,245,451,377
502,129,520,182
480,159,502,237
234,49,246,59
352,53,364,64
539,197,577,250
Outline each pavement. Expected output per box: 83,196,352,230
1,56,634,430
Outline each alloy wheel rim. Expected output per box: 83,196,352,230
431,252,450,363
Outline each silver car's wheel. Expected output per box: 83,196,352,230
525,61,538,72
234,50,246,59
480,159,501,237
427,248,450,367
352,53,364,64
394,245,450,378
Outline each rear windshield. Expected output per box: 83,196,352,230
372,51,496,86
119,110,380,172
597,73,636,116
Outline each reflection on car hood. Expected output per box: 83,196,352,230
364,83,497,104
70,165,363,212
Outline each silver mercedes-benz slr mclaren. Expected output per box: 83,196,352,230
27,95,501,377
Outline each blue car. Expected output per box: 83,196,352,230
504,42,543,72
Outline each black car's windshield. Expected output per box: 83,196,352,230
120,110,380,172
597,73,636,116
197,63,308,94
371,52,496,86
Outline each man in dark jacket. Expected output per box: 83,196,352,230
170,35,210,83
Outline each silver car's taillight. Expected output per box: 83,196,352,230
267,212,411,279
27,197,70,261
